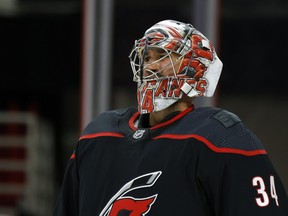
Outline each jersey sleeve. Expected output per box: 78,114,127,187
196,146,288,216
53,149,79,216
53,108,132,216
192,109,288,215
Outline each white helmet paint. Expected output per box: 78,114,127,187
129,20,223,114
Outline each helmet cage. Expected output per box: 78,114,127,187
129,44,188,82
129,29,195,81
129,20,223,114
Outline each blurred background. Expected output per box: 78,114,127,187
0,0,287,215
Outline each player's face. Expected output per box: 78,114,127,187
143,48,181,79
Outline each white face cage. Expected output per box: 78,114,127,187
129,46,184,82
129,29,193,82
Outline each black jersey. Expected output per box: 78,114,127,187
54,106,288,216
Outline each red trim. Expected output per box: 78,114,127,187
151,106,194,130
79,132,124,140
129,106,194,131
153,134,267,156
129,111,140,130
70,153,76,159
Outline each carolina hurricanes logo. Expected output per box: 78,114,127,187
100,171,162,216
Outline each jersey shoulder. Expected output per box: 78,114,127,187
179,107,265,151
81,107,137,136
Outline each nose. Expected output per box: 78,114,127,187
143,61,159,77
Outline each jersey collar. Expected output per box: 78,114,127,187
129,105,194,131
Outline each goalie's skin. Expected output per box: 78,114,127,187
53,20,288,216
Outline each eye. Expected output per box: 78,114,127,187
144,55,150,63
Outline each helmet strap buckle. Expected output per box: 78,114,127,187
181,82,199,97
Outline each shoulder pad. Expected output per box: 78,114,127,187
208,109,264,151
172,107,265,152
212,109,241,128
81,107,137,136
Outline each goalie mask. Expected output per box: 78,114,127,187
129,20,223,114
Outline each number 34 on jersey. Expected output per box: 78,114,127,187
253,175,280,207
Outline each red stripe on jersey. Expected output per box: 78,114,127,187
79,132,124,140
70,153,76,159
153,134,267,156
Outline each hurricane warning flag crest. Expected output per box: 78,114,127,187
99,171,162,216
